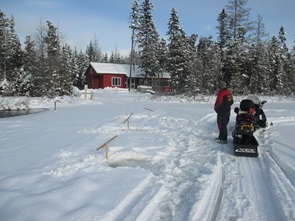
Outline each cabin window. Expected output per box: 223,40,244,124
112,77,121,86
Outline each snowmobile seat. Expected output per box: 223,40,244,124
240,99,255,111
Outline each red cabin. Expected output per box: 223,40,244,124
84,62,171,93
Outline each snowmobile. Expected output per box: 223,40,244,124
232,96,267,157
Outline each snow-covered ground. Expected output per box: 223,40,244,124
0,89,295,221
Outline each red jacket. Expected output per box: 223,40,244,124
214,88,233,116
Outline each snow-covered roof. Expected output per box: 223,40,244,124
90,62,143,78
90,62,170,78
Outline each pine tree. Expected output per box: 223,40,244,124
155,38,167,93
183,34,201,95
166,7,189,94
6,16,24,90
70,48,80,88
223,0,253,93
216,9,230,63
86,39,102,63
130,0,140,38
59,44,73,95
86,41,95,62
0,10,10,94
109,48,124,64
225,0,253,43
278,26,292,95
44,21,61,97
278,26,288,53
0,10,9,81
102,53,109,63
185,34,203,95
137,0,160,81
268,36,284,94
129,0,140,64
197,37,222,94
247,15,268,94
24,36,36,76
0,15,27,96
32,21,48,96
77,50,88,89
157,38,167,74
23,35,37,96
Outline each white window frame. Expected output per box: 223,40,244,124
112,77,121,86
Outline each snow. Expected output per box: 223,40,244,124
90,62,144,77
0,89,295,221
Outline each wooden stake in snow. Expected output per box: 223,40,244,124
54,99,59,111
84,85,88,99
144,107,154,112
123,113,134,130
97,135,118,160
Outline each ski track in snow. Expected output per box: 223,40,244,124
1,92,295,221
215,123,295,221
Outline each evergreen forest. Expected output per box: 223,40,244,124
1,0,295,97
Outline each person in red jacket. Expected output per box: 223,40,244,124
214,81,233,144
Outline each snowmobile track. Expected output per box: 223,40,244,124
247,152,295,220
267,143,295,188
268,150,295,187
263,152,295,219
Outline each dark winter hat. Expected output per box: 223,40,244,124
218,81,226,89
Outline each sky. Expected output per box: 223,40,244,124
1,0,295,55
